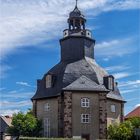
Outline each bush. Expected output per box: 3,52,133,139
19,138,84,140
107,117,140,140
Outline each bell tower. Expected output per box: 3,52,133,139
60,0,95,62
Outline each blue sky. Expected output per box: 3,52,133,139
0,0,140,116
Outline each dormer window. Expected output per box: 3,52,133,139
108,76,114,90
46,75,52,88
103,75,114,90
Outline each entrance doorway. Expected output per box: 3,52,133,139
82,134,90,140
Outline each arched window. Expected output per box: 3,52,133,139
44,103,50,111
81,98,90,108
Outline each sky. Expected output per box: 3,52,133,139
0,0,140,116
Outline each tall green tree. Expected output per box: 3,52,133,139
7,111,42,137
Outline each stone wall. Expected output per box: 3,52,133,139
58,96,63,137
36,98,58,137
99,93,107,139
107,99,123,126
63,92,72,138
72,92,99,140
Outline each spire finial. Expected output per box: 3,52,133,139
75,0,78,8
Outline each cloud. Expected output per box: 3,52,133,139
2,91,34,99
16,81,31,87
0,0,139,59
118,80,140,88
0,87,6,91
118,80,140,94
95,37,137,57
120,89,138,94
113,72,131,79
0,109,20,116
105,65,130,73
0,100,32,109
135,104,140,108
0,64,12,79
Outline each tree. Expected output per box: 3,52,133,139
7,111,42,137
107,117,140,140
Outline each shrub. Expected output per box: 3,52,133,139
19,137,84,140
107,117,140,140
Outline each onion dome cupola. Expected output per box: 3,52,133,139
63,0,92,39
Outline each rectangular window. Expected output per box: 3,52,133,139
44,103,50,111
111,105,116,113
81,114,90,123
44,118,50,137
46,75,52,88
81,98,90,108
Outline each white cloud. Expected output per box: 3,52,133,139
16,81,31,87
95,38,137,57
105,65,130,73
119,80,140,88
0,100,32,109
135,104,140,108
0,109,20,116
2,91,34,99
113,72,131,79
120,89,138,94
0,64,12,79
0,0,139,59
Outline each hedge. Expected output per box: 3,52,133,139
19,137,84,140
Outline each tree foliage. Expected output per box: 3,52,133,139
108,117,140,140
7,111,42,137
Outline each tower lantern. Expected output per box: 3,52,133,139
63,0,91,38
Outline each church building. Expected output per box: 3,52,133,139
32,1,125,140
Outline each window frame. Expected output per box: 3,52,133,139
44,103,50,112
111,104,116,113
81,114,90,123
81,98,90,108
46,74,52,88
44,117,50,137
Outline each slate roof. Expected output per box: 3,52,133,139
63,75,108,92
69,6,85,19
32,57,125,102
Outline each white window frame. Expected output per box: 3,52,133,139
108,77,113,90
81,114,90,123
44,118,50,137
111,105,116,113
81,98,90,108
46,75,52,88
44,103,50,111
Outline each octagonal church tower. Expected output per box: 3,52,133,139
32,1,125,140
